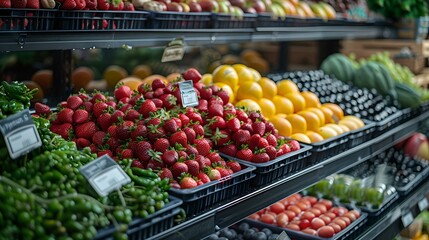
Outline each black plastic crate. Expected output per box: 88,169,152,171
307,132,350,164
348,120,376,148
220,144,312,187
256,14,308,28
373,111,403,137
242,212,368,240
56,10,149,30
420,100,429,112
0,8,56,31
395,166,429,196
95,195,182,240
358,191,399,225
169,165,255,218
305,17,325,26
211,13,256,28
148,11,211,29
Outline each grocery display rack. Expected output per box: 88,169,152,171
0,12,427,239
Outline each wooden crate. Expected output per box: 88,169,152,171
396,17,429,41
341,39,429,58
395,57,426,74
414,68,429,88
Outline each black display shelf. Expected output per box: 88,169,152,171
146,110,429,240
0,25,391,51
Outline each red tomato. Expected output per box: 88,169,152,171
270,202,285,214
284,210,297,220
332,218,346,229
319,215,331,225
297,202,310,211
308,208,322,217
257,209,266,215
318,226,335,238
324,212,336,220
299,219,311,229
276,213,289,227
338,207,349,214
350,210,361,218
318,199,333,210
311,217,326,230
299,199,311,207
302,228,318,236
328,223,342,233
340,216,351,226
260,214,275,224
300,211,316,221
313,203,327,213
303,196,318,205
288,205,302,215
248,214,260,220
285,224,300,231
343,212,357,222
290,220,301,225
329,207,346,217
265,211,277,218
281,199,290,208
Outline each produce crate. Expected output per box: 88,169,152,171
211,13,256,28
351,191,399,225
373,110,403,137
394,56,426,74
95,196,183,240
420,100,429,112
56,10,150,30
148,11,211,29
396,17,429,41
348,120,376,148
256,14,307,28
307,132,350,164
395,166,429,196
169,165,255,218
242,212,368,240
220,144,312,187
0,8,56,31
399,107,422,124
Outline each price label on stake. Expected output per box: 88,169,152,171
179,80,198,107
401,212,414,228
0,109,42,159
161,38,185,62
278,231,291,240
79,155,131,197
419,198,429,211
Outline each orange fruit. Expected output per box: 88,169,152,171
320,106,335,124
338,119,359,131
277,79,299,96
272,96,294,114
117,77,143,91
241,49,262,62
318,126,338,139
338,124,350,132
259,98,276,119
142,75,168,85
286,114,307,134
270,115,292,137
258,77,278,99
72,67,93,91
31,69,53,94
236,81,263,102
104,65,128,90
221,54,240,65
301,91,321,108
290,133,311,143
305,131,324,143
200,74,213,86
166,73,181,82
285,93,306,113
23,81,43,102
322,103,344,121
249,68,262,82
214,83,235,103
306,107,325,126
343,116,365,128
245,58,269,75
297,111,321,131
132,65,152,79
235,99,261,112
324,124,344,135
276,113,287,118
212,65,239,89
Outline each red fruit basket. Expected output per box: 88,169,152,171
168,165,255,218
0,8,56,31
220,144,312,187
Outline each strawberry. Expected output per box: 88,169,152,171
123,1,135,10
129,94,143,106
178,150,188,159
153,88,164,98
236,148,253,161
124,109,140,122
180,176,197,189
179,114,190,127
98,149,113,158
252,152,270,163
34,103,50,117
107,137,120,151
200,87,213,100
218,144,237,156
135,141,152,162
75,0,86,9
159,94,177,110
12,0,26,8
287,140,300,151
138,99,157,117
119,97,130,104
158,168,173,180
171,181,181,189
266,133,277,146
92,131,106,145
114,85,132,100
185,145,199,156
161,149,178,166
223,103,236,116
89,144,98,153
241,122,253,133
197,172,211,183
184,160,199,176
26,0,39,8
109,0,123,9
119,148,133,159
195,155,211,170
232,130,251,146
208,116,226,131
107,125,118,138
61,0,77,11
138,83,151,94
258,138,269,148
163,119,178,134
97,113,112,131
236,109,248,122
93,102,108,118
50,123,73,140
58,108,74,123
73,109,89,124
252,121,266,136
75,138,91,148
146,159,164,170
130,125,147,140
210,84,220,93
91,92,107,103
227,161,241,173
147,117,161,127
131,160,145,169
187,112,203,124
75,121,98,140
144,91,154,99
154,138,170,152
106,100,116,109
265,122,276,134
205,167,221,181
196,99,208,113
249,134,261,150
249,112,263,122
265,145,277,160
85,0,97,9
170,131,188,148
119,103,132,113
59,101,68,108
208,103,223,117
194,138,210,156
211,129,230,146
226,117,240,132
208,96,224,106
171,162,188,178
192,124,204,137
82,101,93,112
182,68,202,83
151,79,165,90
151,98,162,108
215,166,231,177
116,126,130,140
216,89,230,105
147,126,165,142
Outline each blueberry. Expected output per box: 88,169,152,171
267,234,279,240
218,237,228,240
230,229,238,239
252,232,267,240
244,229,256,240
260,228,272,237
206,234,219,240
219,229,235,239
238,223,250,232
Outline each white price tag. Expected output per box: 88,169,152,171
401,212,414,227
419,198,428,211
178,80,199,107
278,231,291,240
161,46,185,62
0,110,42,159
79,155,131,197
